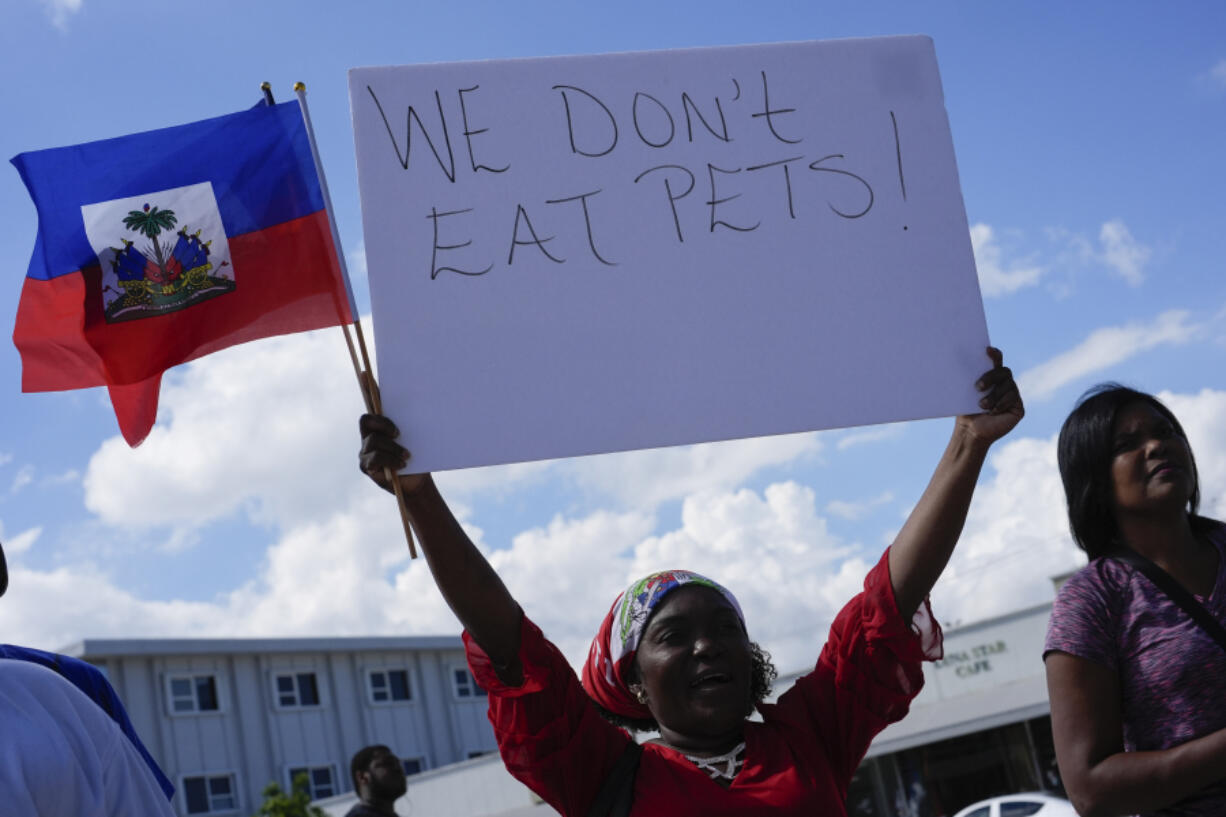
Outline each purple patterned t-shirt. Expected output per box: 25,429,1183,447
1044,526,1226,817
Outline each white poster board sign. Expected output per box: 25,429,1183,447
350,36,988,473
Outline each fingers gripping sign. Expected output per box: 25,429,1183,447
960,346,1024,445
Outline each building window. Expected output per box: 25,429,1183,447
287,765,337,800
183,774,236,814
452,668,486,698
402,757,424,776
275,672,320,708
368,669,412,703
167,674,220,714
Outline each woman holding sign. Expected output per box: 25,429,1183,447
359,348,1022,815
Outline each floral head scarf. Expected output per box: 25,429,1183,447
581,569,745,720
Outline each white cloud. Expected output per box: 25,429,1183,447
1161,389,1226,521
970,223,1044,297
0,453,13,468
1208,59,1226,89
0,525,43,556
39,0,82,29
560,433,822,509
10,466,34,495
487,508,659,664
1018,310,1199,401
221,490,445,638
1098,220,1150,286
42,469,80,486
156,528,203,554
83,328,369,533
825,491,894,521
433,459,556,501
1047,226,1093,264
0,483,455,649
0,563,224,649
1044,221,1152,294
835,425,903,451
931,434,1078,625
346,241,368,283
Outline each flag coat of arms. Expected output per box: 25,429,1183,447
11,100,355,445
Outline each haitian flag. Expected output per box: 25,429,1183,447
11,99,356,446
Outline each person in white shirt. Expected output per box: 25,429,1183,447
0,539,174,816
0,659,175,816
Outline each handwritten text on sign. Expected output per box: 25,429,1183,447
350,36,989,473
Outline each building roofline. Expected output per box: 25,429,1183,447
938,599,1054,636
58,635,464,659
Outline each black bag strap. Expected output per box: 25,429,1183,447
585,739,643,817
1112,549,1226,652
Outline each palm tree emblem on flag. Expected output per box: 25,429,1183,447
83,182,236,324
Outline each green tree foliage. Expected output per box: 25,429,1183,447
252,772,329,817
122,204,177,240
122,203,178,270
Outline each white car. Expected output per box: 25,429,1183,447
951,792,1077,817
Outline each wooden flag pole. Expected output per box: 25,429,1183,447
340,323,369,406
290,82,418,559
349,325,418,560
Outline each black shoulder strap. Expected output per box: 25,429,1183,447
585,740,643,817
1112,549,1226,652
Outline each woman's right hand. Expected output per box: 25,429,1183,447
358,414,430,495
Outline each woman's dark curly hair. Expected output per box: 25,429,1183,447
594,641,779,733
1058,383,1216,560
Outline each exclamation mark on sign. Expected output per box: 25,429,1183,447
890,111,907,231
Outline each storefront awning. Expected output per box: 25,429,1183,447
865,673,1050,758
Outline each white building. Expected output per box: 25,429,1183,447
60,636,499,817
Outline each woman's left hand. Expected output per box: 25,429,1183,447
957,346,1024,446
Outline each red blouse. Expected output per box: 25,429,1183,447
464,549,941,816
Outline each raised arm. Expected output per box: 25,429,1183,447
359,415,524,682
887,347,1023,619
1047,652,1226,816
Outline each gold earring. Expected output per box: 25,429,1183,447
633,687,648,704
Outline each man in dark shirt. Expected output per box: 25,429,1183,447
347,744,408,816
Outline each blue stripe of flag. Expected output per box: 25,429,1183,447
11,100,325,282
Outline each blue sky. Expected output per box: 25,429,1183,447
2,0,1225,672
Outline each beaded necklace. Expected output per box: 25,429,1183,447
683,741,746,782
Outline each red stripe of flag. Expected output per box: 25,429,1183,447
83,211,351,385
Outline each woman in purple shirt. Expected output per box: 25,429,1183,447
1045,385,1226,817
